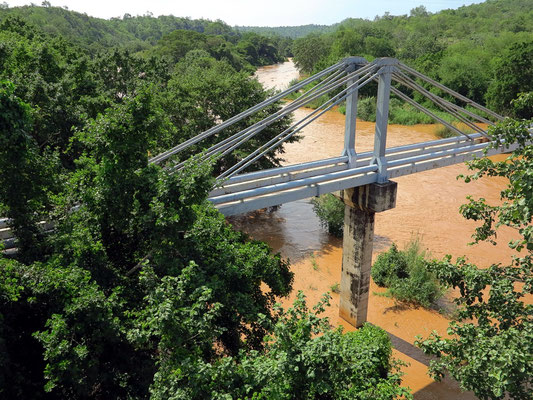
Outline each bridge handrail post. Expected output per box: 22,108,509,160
372,59,397,183
342,57,367,168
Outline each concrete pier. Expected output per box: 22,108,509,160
338,181,397,327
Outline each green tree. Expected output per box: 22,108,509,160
0,81,54,262
0,85,407,397
416,116,533,399
157,51,296,174
1,85,291,397
437,43,491,104
293,33,329,73
486,41,533,118
149,292,411,400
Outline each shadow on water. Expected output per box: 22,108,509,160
228,199,336,263
228,199,392,263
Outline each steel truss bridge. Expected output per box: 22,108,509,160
149,57,518,216
0,57,526,250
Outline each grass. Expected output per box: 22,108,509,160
434,122,476,138
310,253,320,271
330,282,340,294
371,237,444,308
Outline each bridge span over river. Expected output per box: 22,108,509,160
148,56,523,327
2,57,525,327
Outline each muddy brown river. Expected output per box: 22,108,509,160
236,60,520,398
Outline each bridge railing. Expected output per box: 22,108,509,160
209,133,519,216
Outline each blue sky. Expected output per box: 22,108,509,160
5,0,485,26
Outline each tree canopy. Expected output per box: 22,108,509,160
0,6,407,399
291,0,533,117
416,111,533,399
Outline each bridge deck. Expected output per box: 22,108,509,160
210,133,516,216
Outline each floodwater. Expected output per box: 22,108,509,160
233,60,521,398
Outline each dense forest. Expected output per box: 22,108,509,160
0,3,290,65
290,0,533,121
237,24,336,39
0,1,531,399
0,3,409,399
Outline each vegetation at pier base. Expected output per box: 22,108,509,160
371,240,443,308
416,112,533,400
311,193,345,237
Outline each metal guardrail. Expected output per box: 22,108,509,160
1,220,53,251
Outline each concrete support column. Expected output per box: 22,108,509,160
338,180,397,327
339,204,375,327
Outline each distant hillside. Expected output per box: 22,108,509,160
288,0,533,118
236,24,337,39
0,5,236,52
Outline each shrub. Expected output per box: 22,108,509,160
388,103,435,125
355,96,449,125
311,193,344,237
371,239,443,308
435,122,475,138
357,96,377,121
371,243,408,287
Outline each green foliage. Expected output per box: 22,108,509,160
311,193,345,237
151,29,253,71
434,123,475,139
0,82,297,397
0,4,286,65
372,240,443,308
158,51,295,174
149,292,411,400
0,15,294,174
372,243,408,288
356,96,377,122
486,41,533,118
353,97,442,125
0,13,409,397
416,117,533,399
292,33,330,74
289,0,533,121
236,24,335,39
512,91,533,117
460,118,532,250
310,253,320,271
0,80,55,262
237,32,285,66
